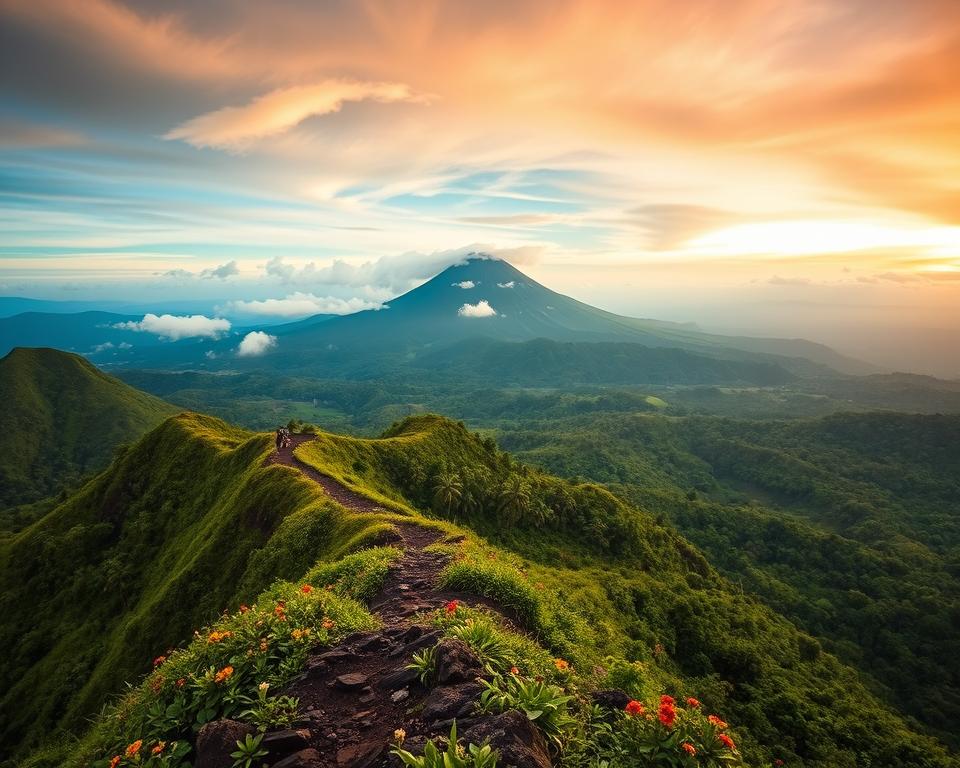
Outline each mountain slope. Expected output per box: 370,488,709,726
0,412,398,760
415,337,795,386
257,257,872,376
0,348,177,510
8,412,956,767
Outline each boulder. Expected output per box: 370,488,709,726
462,710,552,768
262,728,311,758
435,638,484,684
421,682,482,724
336,739,385,767
377,664,420,690
195,719,256,768
591,689,632,717
271,748,322,768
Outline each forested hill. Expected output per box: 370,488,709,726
0,347,176,513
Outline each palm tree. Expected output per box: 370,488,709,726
497,475,531,525
432,471,463,514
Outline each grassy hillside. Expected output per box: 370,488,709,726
0,412,399,760
0,347,177,513
291,415,955,766
13,412,954,768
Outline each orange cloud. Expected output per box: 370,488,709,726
165,80,430,150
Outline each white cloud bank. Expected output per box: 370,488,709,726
457,300,497,318
497,281,515,288
236,331,278,357
114,314,231,340
227,292,381,317
452,280,475,289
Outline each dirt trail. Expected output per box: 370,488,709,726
262,435,501,768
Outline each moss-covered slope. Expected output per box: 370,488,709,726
0,412,396,760
0,347,177,511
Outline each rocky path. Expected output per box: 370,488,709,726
234,436,550,768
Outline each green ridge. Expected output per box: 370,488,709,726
0,347,177,515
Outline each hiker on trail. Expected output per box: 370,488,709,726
275,428,284,451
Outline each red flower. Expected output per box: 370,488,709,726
658,696,677,728
625,700,645,716
125,740,142,758
686,697,700,708
510,666,520,675
301,584,313,594
239,604,250,613
718,733,736,750
152,655,166,667
774,761,784,767
176,677,186,688
109,757,120,768
682,742,696,756
445,600,459,614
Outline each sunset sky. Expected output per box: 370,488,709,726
1,0,959,374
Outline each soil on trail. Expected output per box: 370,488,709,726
261,435,511,768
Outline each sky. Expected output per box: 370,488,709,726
1,0,959,375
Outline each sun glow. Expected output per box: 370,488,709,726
686,220,960,259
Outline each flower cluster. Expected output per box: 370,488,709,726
608,694,743,767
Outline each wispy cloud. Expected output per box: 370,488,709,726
226,293,380,317
166,80,429,151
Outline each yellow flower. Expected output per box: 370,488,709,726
214,665,234,684
291,628,304,640
393,728,406,745
554,658,570,672
259,682,270,693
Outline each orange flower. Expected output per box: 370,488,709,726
682,742,696,756
686,697,700,708
301,584,313,594
207,630,232,643
125,739,142,758
718,733,736,750
152,655,166,667
109,756,120,768
708,714,728,729
625,700,645,716
259,639,269,651
445,600,459,614
291,628,305,640
274,603,287,620
322,617,335,630
239,604,250,613
152,741,166,755
176,677,186,688
510,666,520,675
554,658,570,672
214,665,234,684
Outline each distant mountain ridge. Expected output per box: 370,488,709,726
1,256,875,379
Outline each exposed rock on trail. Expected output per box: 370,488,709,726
242,435,549,767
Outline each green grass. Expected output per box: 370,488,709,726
0,412,397,761
0,347,177,512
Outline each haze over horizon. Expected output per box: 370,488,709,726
2,1,959,376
